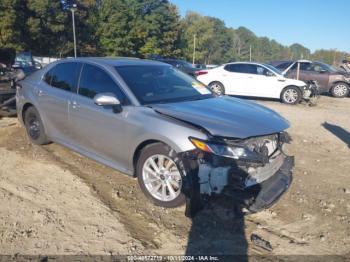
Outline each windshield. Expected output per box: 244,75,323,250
115,65,214,105
263,64,283,75
182,61,196,69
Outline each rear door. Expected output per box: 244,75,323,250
37,62,81,141
68,63,131,168
221,63,250,95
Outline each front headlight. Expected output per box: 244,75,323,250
189,137,259,160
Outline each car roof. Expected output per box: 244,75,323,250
161,58,187,62
60,57,169,67
270,59,312,64
223,61,270,67
294,59,312,63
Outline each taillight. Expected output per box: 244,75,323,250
195,70,208,76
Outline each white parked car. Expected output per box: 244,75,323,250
196,62,308,104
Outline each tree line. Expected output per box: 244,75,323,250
0,0,348,65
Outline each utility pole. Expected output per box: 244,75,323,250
70,4,77,58
249,45,252,62
296,62,300,80
192,34,196,65
333,49,337,65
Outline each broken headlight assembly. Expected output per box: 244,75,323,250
189,137,261,161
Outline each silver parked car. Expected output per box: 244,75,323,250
17,58,294,216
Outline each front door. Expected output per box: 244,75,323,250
68,63,131,169
245,65,282,98
303,63,330,90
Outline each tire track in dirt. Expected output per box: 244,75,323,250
0,123,188,252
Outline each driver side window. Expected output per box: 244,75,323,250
310,64,324,73
290,62,311,71
256,65,272,76
78,64,129,105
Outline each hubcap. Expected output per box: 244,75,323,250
142,154,182,202
283,89,298,103
28,117,40,140
210,84,223,95
333,84,347,97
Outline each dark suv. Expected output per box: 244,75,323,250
270,60,350,98
155,58,199,77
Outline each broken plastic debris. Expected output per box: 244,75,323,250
250,234,273,252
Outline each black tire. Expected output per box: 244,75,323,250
330,82,349,98
24,106,50,145
281,86,302,104
136,143,186,208
209,81,225,95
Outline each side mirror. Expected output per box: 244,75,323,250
35,61,42,70
93,93,122,113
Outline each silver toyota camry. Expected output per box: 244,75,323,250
16,58,294,216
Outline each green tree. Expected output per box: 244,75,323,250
24,0,98,57
311,49,349,65
180,12,232,64
289,43,310,60
98,0,181,57
0,0,26,50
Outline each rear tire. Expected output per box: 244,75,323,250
331,82,349,98
281,86,302,104
136,143,185,208
209,81,225,95
24,106,50,145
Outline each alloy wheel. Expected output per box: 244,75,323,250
283,89,298,103
142,154,182,202
210,83,223,95
333,84,348,97
28,116,41,140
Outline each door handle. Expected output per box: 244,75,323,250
71,101,80,109
36,89,43,97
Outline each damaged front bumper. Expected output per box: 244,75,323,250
180,134,294,217
302,80,320,105
230,155,294,213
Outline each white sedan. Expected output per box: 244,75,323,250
196,62,307,104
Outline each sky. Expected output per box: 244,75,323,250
170,0,350,53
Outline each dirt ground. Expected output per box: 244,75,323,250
0,96,349,257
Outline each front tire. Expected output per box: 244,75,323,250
281,86,302,104
331,83,349,98
136,143,185,208
24,106,50,145
209,81,225,95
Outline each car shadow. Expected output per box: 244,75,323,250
228,95,280,104
185,199,249,261
322,122,350,148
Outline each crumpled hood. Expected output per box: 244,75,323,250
151,96,289,139
336,71,350,78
